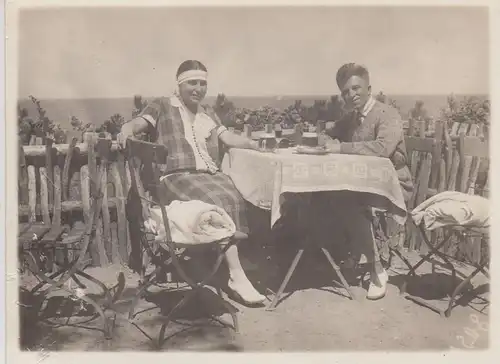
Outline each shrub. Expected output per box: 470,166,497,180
18,96,68,144
441,94,490,137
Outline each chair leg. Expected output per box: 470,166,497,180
403,225,486,318
31,268,67,293
128,265,163,320
389,248,414,295
402,231,452,295
137,246,235,348
216,287,239,333
24,251,112,339
321,247,353,299
390,248,413,271
445,265,484,318
157,288,198,347
266,249,304,311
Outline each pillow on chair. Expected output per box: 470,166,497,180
411,191,489,233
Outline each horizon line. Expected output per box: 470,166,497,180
17,92,489,101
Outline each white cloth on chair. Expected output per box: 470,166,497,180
411,191,489,233
145,200,236,245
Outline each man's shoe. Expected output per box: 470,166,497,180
367,269,389,300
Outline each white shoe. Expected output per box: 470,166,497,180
367,269,389,300
228,278,266,305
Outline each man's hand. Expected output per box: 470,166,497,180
319,132,342,153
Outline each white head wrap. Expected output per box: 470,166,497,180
176,69,208,85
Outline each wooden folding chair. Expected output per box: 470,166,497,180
124,139,243,348
336,121,440,288
19,138,125,339
401,133,490,317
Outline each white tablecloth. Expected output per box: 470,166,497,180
221,148,407,227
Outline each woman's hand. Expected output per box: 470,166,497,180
219,129,261,151
249,140,260,151
116,132,128,150
116,122,136,150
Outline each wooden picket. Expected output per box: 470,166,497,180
19,132,130,270
403,119,489,266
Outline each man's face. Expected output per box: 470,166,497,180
178,79,207,108
340,75,371,111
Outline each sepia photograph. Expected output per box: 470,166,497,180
6,0,494,357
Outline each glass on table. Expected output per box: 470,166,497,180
258,124,278,152
301,132,319,147
274,123,282,138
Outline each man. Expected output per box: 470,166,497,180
320,63,413,300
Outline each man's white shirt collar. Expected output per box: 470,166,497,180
359,96,376,118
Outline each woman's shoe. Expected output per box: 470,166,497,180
227,279,266,306
367,269,389,300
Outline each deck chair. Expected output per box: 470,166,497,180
124,139,243,348
19,138,125,339
401,133,490,317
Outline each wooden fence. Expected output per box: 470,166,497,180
19,131,131,267
404,119,489,265
18,120,489,268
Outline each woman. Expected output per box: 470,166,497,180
118,60,265,305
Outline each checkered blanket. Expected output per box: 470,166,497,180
162,171,249,234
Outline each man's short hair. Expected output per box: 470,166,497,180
336,63,370,88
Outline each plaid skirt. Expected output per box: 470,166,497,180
162,171,249,234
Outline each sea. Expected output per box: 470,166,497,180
17,94,487,130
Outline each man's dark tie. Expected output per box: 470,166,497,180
353,111,363,127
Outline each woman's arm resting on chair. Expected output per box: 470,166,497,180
219,130,259,151
118,117,150,148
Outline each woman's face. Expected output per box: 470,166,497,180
178,78,207,108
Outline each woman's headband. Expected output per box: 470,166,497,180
177,69,208,85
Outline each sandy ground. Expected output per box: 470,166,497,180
19,241,489,352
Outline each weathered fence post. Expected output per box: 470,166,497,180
96,136,114,265
84,132,108,266
110,155,129,263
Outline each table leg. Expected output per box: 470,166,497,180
321,247,353,299
266,248,304,311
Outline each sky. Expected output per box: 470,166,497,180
17,6,489,99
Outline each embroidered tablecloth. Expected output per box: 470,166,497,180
221,148,407,227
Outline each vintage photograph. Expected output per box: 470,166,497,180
12,3,490,353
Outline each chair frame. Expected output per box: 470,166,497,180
401,132,490,317
19,138,124,340
124,138,240,348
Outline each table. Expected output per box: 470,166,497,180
221,148,407,227
222,148,408,309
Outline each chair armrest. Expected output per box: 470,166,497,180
233,231,248,241
126,139,168,164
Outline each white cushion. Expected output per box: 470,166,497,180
411,191,489,233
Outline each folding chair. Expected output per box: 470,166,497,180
400,133,490,317
376,134,441,273
124,139,242,348
19,138,125,339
